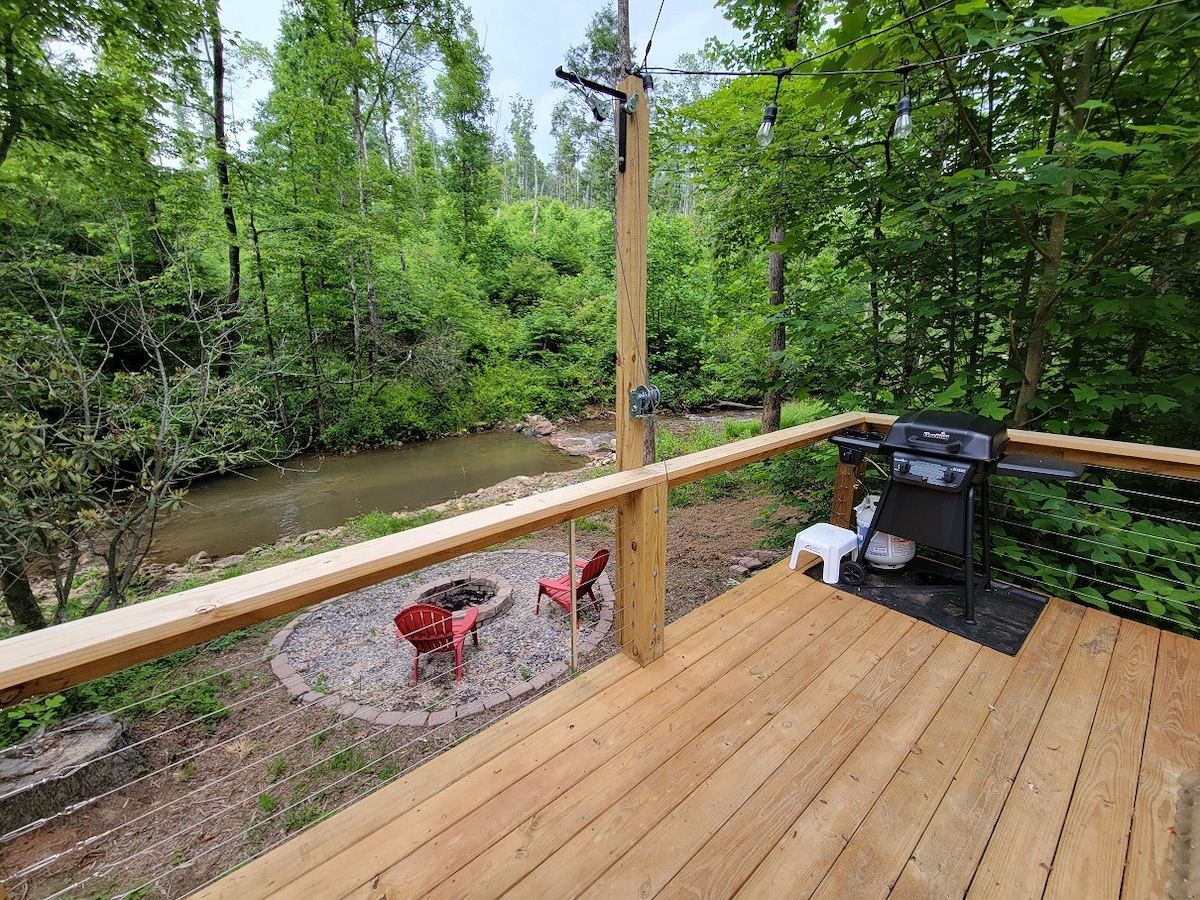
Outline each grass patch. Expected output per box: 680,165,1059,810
350,508,443,541
283,802,327,833
266,754,288,782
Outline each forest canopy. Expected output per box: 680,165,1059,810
0,0,1197,630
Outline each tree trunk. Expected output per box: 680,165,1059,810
2,557,46,632
349,44,380,382
1014,210,1067,427
0,26,22,169
617,0,631,76
532,165,539,236
208,1,240,360
245,198,290,440
762,223,786,433
299,256,325,439
1014,41,1096,428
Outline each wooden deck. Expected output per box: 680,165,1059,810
195,560,1200,899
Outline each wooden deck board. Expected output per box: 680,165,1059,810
351,579,866,899
426,585,867,899
968,607,1120,898
724,633,979,899
190,565,1198,900
1124,628,1200,899
887,597,1085,900
589,618,947,898
1045,618,1159,899
791,640,1015,900
495,605,909,899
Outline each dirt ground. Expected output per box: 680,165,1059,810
0,482,784,899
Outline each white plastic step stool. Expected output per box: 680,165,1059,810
789,523,859,585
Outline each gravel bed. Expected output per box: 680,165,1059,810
280,551,608,713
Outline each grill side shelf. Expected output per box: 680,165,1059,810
992,453,1086,482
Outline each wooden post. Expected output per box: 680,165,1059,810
613,73,663,666
614,479,666,666
615,73,648,472
568,519,578,671
831,459,866,532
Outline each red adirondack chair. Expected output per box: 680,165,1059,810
394,603,479,683
536,548,610,623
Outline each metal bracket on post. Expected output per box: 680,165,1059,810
618,91,638,173
628,384,660,419
555,67,638,173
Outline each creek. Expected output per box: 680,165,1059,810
150,430,586,563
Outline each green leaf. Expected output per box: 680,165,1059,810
1086,140,1134,157
1050,6,1115,27
1143,394,1180,413
1074,587,1108,611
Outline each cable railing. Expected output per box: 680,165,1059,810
2,411,1198,899
1,530,631,899
985,468,1200,635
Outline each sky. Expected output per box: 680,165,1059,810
218,0,739,158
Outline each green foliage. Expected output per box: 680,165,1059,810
2,0,1196,645
4,693,65,736
991,480,1200,633
0,647,228,749
670,0,1200,443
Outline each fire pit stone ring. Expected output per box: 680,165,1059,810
401,573,513,623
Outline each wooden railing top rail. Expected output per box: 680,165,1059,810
0,413,865,707
2,409,1196,707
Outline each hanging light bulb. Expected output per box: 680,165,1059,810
757,103,778,147
754,69,788,149
894,95,912,138
893,66,913,139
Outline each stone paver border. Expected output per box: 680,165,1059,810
266,551,614,725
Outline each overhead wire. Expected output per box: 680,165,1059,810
645,0,1190,83
641,0,668,72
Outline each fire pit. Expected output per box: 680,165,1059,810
403,574,513,624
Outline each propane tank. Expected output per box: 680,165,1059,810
855,495,916,569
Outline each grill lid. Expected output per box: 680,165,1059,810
880,409,1009,462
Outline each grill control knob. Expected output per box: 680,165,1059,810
941,468,955,483
896,459,910,474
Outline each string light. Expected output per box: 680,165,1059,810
756,68,787,147
642,0,1187,147
756,103,778,147
893,63,913,139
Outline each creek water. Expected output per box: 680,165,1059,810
150,431,585,563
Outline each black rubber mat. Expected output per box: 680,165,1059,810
806,558,1047,656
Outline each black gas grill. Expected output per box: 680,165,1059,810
830,410,1084,625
